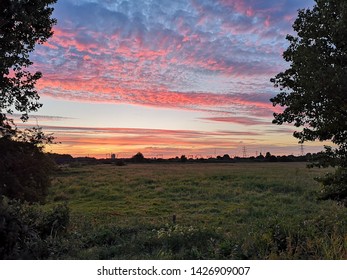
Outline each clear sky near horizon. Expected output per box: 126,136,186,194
23,0,324,158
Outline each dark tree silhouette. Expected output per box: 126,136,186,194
222,154,231,160
271,0,347,205
180,155,188,162
132,152,145,163
0,0,57,202
0,138,55,203
0,0,57,136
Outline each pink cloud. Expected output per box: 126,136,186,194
28,0,307,137
201,116,269,126
219,0,255,17
45,28,101,54
264,16,271,27
37,77,276,112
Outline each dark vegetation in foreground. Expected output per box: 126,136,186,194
1,153,346,259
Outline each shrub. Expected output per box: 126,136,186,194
0,138,55,203
317,167,347,207
0,196,70,259
115,160,126,166
307,147,347,206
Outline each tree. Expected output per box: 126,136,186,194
0,137,55,203
0,1,57,201
0,0,57,136
180,155,187,162
132,152,145,163
0,1,62,259
270,0,347,205
222,154,231,160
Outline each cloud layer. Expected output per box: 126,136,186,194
31,122,325,158
25,0,323,157
32,0,314,120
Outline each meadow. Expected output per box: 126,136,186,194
46,162,347,259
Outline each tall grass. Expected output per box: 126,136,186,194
46,162,347,259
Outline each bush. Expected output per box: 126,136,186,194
309,146,347,206
317,167,347,207
0,196,70,259
115,160,126,166
0,138,55,203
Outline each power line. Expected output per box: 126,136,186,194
242,146,247,158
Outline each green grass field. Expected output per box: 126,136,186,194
46,162,347,259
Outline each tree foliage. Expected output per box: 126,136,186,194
0,0,57,135
0,138,55,203
0,1,65,259
271,0,347,205
0,0,57,202
132,152,145,163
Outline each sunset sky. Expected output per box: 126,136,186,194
24,0,324,158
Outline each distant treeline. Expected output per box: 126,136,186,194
47,151,317,165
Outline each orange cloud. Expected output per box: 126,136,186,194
39,125,262,158
40,123,323,159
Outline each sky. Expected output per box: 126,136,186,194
24,0,322,158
